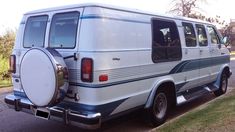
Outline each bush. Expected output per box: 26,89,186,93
0,30,15,58
0,55,10,80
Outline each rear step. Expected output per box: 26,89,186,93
35,108,50,120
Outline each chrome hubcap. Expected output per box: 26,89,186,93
153,93,167,119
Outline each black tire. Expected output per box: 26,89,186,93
147,90,169,126
214,71,228,96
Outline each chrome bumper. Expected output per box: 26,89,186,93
4,94,101,130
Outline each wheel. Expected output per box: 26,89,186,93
214,71,228,96
147,90,169,126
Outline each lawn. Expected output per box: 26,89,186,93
0,80,12,88
154,91,235,132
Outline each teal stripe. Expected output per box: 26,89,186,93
171,55,230,73
80,15,150,24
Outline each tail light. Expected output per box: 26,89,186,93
9,55,16,73
81,58,93,82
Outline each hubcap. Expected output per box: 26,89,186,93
153,93,167,119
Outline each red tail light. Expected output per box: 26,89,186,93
81,58,93,82
9,55,16,73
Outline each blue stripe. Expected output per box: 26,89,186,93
57,99,128,118
72,55,229,88
171,55,230,74
169,61,190,74
14,90,27,98
80,15,150,24
13,90,128,117
70,72,168,88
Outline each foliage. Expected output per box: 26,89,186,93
0,30,16,84
156,93,235,132
0,79,12,88
0,30,16,59
169,0,225,25
169,0,199,17
0,55,10,80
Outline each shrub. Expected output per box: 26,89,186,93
0,55,10,80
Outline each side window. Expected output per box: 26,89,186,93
182,22,197,47
152,19,182,63
23,15,48,48
207,26,220,44
196,24,208,46
49,12,79,48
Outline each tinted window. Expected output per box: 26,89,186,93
152,19,182,63
196,24,208,46
182,22,197,47
49,12,79,48
207,26,220,44
23,15,48,48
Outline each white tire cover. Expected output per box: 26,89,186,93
20,47,69,107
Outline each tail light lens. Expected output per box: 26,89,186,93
81,58,93,82
9,55,16,73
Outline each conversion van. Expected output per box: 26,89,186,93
5,3,232,129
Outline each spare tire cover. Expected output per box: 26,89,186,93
20,47,69,107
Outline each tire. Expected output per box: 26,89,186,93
214,71,228,97
147,90,169,126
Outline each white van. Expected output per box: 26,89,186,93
5,3,232,129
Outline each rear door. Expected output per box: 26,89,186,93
48,9,83,84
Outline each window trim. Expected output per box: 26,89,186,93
196,24,208,47
182,22,197,47
48,11,80,49
151,18,182,63
23,15,49,48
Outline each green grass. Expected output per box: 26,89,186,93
0,79,12,88
156,93,235,132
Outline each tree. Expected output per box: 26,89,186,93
169,0,206,17
0,30,16,58
169,0,225,25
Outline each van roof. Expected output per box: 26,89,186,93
25,3,211,25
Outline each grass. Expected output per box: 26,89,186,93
155,91,235,132
0,79,12,88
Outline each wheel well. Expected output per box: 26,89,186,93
156,82,176,107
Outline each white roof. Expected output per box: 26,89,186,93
25,3,211,25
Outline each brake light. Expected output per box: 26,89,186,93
9,55,16,73
81,58,93,82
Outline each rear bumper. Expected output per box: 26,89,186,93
4,94,101,130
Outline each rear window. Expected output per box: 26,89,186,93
49,12,79,48
23,15,48,48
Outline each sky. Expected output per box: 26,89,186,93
0,0,234,35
